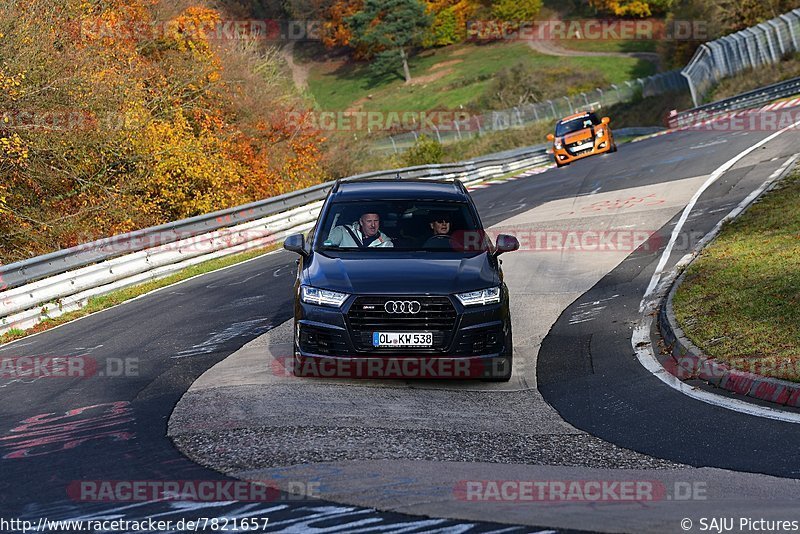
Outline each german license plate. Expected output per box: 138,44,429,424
570,142,593,152
373,332,433,347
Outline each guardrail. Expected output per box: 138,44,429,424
669,76,800,128
0,144,551,334
682,8,800,106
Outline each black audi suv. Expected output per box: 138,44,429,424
283,178,519,381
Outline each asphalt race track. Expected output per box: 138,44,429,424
2,111,800,533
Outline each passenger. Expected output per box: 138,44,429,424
328,212,393,248
423,212,454,248
429,213,451,236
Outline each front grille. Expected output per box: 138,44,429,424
299,325,349,355
347,296,457,352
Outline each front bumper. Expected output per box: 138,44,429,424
292,293,511,379
553,133,614,164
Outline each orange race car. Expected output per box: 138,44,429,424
547,111,617,167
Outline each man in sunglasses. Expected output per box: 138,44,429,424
423,212,455,249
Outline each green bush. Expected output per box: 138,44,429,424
402,134,445,166
424,7,462,47
491,0,543,22
477,63,606,110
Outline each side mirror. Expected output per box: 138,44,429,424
601,116,610,125
546,133,555,141
283,233,307,258
494,234,519,257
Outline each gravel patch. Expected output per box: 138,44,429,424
174,426,685,474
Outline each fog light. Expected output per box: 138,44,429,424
598,142,607,149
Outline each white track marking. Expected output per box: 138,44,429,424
642,119,800,306
634,151,800,424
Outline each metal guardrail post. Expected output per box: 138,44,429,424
768,19,788,56
780,13,799,50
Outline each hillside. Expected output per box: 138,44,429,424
0,0,326,264
301,40,656,113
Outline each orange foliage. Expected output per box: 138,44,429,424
321,0,363,48
0,0,327,263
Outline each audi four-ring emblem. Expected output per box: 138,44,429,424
384,300,422,314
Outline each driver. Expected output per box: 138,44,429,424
328,211,393,248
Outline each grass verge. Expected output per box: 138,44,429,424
556,39,657,54
0,244,281,346
672,165,800,382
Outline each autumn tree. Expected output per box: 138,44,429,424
314,0,359,48
346,0,432,83
491,0,543,22
0,0,327,264
589,0,672,17
656,0,799,69
422,0,480,47
708,0,799,33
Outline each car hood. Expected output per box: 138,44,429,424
563,128,594,144
305,252,500,295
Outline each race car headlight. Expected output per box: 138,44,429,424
554,139,563,150
301,286,349,307
595,128,605,138
455,286,501,306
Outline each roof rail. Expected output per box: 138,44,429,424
454,179,468,195
331,179,342,194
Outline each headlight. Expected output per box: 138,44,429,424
456,286,501,306
301,286,349,307
595,128,605,138
554,139,563,149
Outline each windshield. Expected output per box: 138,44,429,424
316,200,490,253
555,113,600,137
